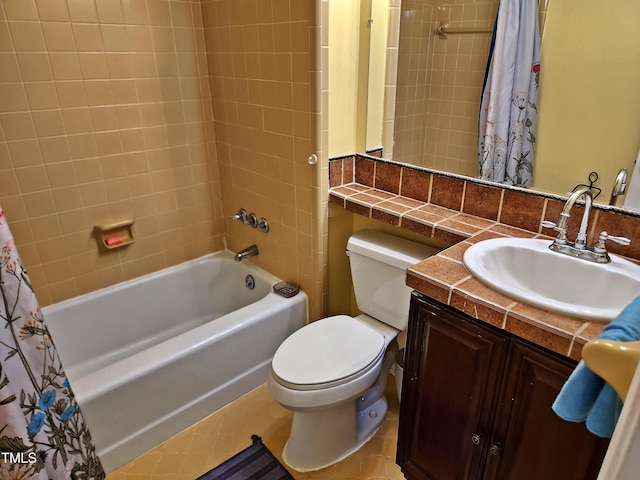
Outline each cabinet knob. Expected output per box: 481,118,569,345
489,443,501,456
471,434,482,445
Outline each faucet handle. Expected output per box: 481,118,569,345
608,234,632,246
228,208,248,224
541,220,569,245
593,231,631,253
541,219,570,233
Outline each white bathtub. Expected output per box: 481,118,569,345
43,251,308,473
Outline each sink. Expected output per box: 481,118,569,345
462,238,640,322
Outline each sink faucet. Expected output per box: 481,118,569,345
609,167,628,206
234,244,259,262
551,185,593,250
542,186,630,262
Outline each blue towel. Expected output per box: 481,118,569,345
552,295,640,437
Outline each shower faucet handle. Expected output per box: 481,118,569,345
228,208,248,224
246,212,258,228
257,217,269,233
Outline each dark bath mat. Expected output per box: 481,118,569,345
197,435,295,480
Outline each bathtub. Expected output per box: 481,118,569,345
43,251,308,473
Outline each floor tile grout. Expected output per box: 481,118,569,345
106,377,405,480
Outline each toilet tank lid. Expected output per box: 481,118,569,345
347,229,440,269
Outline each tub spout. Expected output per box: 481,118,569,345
234,244,259,262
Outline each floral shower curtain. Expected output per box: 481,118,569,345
478,0,541,187
0,208,104,479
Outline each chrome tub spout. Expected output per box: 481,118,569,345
234,244,259,262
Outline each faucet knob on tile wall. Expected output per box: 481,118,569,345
228,208,248,224
246,212,258,228
257,217,269,233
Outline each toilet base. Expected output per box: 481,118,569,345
281,342,397,472
282,393,388,472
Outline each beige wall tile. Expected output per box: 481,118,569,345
51,186,83,212
202,0,323,317
0,53,21,82
67,0,98,23
85,81,115,106
42,22,76,52
25,82,59,110
56,81,87,107
62,108,93,134
0,83,29,112
94,0,124,24
78,53,109,79
9,21,46,52
3,0,39,21
0,23,13,53
49,52,82,80
147,1,172,27
39,136,71,164
6,139,42,167
0,0,322,313
1,112,36,141
122,2,149,26
35,0,70,22
72,24,104,52
46,162,77,188
101,25,130,52
32,110,66,137
17,53,53,81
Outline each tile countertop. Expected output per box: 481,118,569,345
330,182,608,362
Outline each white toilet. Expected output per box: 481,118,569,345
267,229,439,472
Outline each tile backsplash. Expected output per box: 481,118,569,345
330,155,640,261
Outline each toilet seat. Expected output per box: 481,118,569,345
271,315,386,391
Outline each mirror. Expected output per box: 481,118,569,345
360,0,640,209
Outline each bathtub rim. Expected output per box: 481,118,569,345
42,250,281,315
42,251,308,403
73,292,306,404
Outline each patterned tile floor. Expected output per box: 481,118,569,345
106,376,405,480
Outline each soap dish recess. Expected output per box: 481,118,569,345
94,219,135,251
273,282,300,298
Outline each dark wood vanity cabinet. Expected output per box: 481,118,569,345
397,293,609,480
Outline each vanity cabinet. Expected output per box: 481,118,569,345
397,293,609,480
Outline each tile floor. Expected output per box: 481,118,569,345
106,377,405,480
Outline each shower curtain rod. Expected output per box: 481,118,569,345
437,21,493,39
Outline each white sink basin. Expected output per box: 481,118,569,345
462,238,640,322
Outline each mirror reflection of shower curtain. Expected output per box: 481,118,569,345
478,0,540,187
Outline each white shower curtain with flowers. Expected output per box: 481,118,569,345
478,0,540,187
0,208,104,479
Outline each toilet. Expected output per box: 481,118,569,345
267,229,440,472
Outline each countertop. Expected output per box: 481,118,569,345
330,182,608,361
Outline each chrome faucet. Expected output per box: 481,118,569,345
542,185,630,262
547,185,593,250
609,168,628,206
234,244,259,262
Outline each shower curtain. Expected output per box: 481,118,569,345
478,0,540,187
0,208,104,479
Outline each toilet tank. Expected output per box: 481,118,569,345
347,229,440,330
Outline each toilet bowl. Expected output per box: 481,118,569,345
267,230,440,472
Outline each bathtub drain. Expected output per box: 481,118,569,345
245,274,255,290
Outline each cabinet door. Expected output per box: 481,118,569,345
484,340,609,480
397,294,509,480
